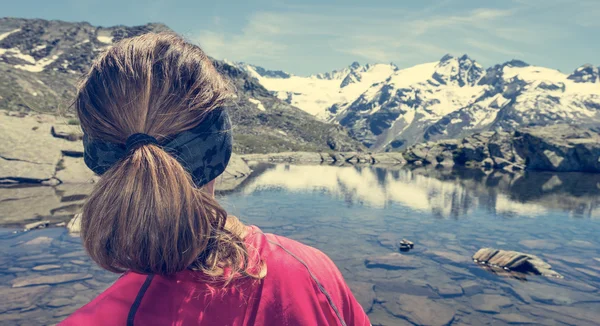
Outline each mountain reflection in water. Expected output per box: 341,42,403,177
232,164,600,219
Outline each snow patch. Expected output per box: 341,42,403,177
33,45,47,52
97,35,113,44
0,28,20,41
248,98,266,111
14,54,59,72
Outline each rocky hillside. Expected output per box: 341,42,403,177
239,55,600,151
0,17,364,154
403,124,600,173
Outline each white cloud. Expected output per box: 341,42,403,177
195,2,596,73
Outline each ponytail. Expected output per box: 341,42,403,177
75,32,259,282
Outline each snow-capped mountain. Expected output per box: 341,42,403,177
238,61,399,119
241,55,600,151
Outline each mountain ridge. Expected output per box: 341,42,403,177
238,54,600,151
0,17,365,154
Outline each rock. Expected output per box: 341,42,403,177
434,284,464,297
0,187,64,225
55,156,98,184
470,294,513,313
47,297,73,308
398,239,414,251
493,313,538,324
383,294,455,326
21,236,53,246
519,239,560,250
0,285,50,313
513,125,600,172
50,125,83,141
403,125,600,173
67,214,82,234
214,154,253,191
243,152,324,163
371,152,406,165
426,250,470,264
32,264,62,271
365,253,422,270
0,112,84,183
24,220,50,231
347,282,376,313
376,233,397,250
473,248,563,278
575,267,600,278
460,280,484,295
11,273,93,288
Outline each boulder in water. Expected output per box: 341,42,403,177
473,248,563,278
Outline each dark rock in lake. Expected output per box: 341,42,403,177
398,239,414,251
473,248,563,278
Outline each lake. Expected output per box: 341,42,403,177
1,163,600,325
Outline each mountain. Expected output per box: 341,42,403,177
0,17,364,154
238,61,399,120
243,55,600,151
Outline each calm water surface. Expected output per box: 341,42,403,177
1,164,600,325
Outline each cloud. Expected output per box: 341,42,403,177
463,39,523,57
195,1,596,73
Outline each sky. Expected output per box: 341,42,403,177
3,0,599,75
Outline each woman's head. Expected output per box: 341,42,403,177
75,32,251,279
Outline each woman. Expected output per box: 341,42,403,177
60,33,370,326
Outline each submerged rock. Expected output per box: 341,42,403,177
365,253,422,270
473,248,563,278
347,282,376,313
470,294,513,313
383,294,455,326
11,273,93,288
0,285,50,313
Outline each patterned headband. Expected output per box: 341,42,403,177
82,108,233,187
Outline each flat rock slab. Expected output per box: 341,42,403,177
11,273,93,288
365,253,422,270
0,187,63,225
470,294,513,313
473,248,563,278
384,294,455,326
0,112,83,182
435,284,464,297
0,285,50,313
55,156,98,184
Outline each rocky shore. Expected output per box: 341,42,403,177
404,125,600,173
